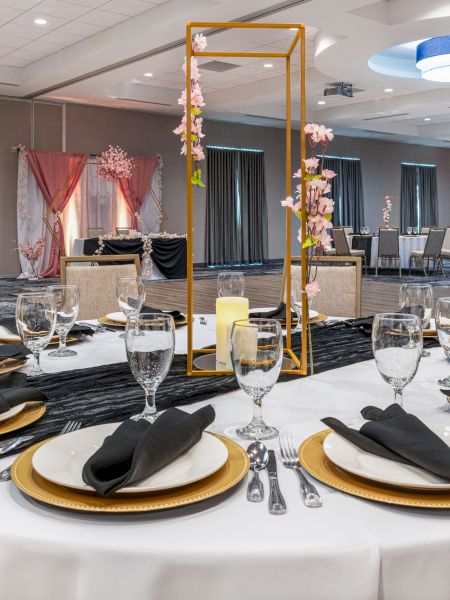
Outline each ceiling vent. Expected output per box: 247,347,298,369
201,60,240,72
363,113,409,121
361,130,396,135
114,97,171,106
0,82,19,86
245,114,286,122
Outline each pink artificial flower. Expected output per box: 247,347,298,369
193,33,207,52
304,123,316,135
293,168,302,179
305,280,321,300
303,157,319,173
321,168,336,180
281,196,294,208
317,196,335,214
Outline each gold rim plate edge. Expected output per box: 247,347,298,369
0,357,27,375
99,316,188,329
0,403,46,436
299,429,450,509
11,433,249,513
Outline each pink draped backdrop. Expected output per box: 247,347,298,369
119,156,158,229
27,149,87,277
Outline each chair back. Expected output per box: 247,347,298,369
86,227,104,238
443,227,450,252
423,228,446,258
281,256,361,318
342,226,353,236
378,228,399,258
116,227,130,236
420,227,430,234
331,228,351,255
60,254,141,320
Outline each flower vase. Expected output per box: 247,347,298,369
27,262,40,281
141,256,153,283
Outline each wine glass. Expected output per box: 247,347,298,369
407,227,412,235
413,227,418,235
291,273,305,332
435,297,450,388
372,313,422,407
125,313,175,421
399,283,433,357
231,318,283,440
16,292,57,376
217,271,245,297
117,276,145,338
47,285,79,358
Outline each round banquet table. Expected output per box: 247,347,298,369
1,324,450,600
350,235,427,270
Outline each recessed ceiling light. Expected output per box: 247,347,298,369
424,117,431,121
34,18,47,25
144,72,153,77
384,88,394,92
318,100,326,105
263,63,273,68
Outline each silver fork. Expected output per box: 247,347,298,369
279,433,322,508
0,420,82,482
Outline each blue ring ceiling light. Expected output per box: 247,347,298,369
416,36,450,82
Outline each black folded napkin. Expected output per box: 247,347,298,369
0,386,46,414
322,404,450,480
250,302,295,320
82,405,215,496
142,305,184,322
0,317,94,338
0,343,31,360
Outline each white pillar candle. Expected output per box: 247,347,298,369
216,297,249,367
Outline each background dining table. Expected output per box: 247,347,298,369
350,234,428,269
0,320,448,600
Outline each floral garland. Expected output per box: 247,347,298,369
174,33,207,187
282,123,336,300
97,146,133,181
383,195,392,227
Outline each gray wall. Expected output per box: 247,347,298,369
1,98,449,275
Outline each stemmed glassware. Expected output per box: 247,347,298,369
399,283,433,357
231,318,283,440
291,273,306,332
16,292,57,376
47,285,79,358
407,227,413,235
117,276,145,337
125,313,175,421
413,227,418,235
372,313,422,407
435,297,450,388
217,271,245,297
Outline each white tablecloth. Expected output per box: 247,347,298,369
1,331,450,599
349,235,427,269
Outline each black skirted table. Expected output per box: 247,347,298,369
81,237,187,279
351,234,374,266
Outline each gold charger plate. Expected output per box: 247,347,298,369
11,433,249,513
0,402,46,436
423,328,437,338
99,316,188,329
300,429,450,509
0,357,27,375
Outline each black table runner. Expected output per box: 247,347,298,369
83,237,187,279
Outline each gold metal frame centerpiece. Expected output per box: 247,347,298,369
185,21,308,376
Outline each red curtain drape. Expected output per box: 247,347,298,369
119,156,158,229
27,149,87,277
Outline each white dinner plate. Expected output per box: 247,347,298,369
0,402,26,423
105,312,127,324
32,422,229,494
250,307,319,320
323,420,450,490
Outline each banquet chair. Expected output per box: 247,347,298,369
420,227,431,234
281,255,362,318
343,226,353,236
116,227,130,236
60,254,141,320
327,227,367,274
86,227,104,238
375,227,401,277
409,228,446,276
441,227,450,263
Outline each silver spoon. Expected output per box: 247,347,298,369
246,442,269,502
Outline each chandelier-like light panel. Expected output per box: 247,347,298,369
416,36,450,82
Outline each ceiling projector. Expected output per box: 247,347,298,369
324,82,353,97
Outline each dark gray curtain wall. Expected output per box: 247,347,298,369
418,165,438,228
239,151,268,264
205,148,239,266
323,157,365,230
400,164,418,234
206,147,268,266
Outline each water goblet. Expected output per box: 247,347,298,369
372,313,422,408
436,297,450,388
217,271,245,297
125,313,175,422
16,292,57,376
117,276,145,338
47,285,79,358
399,283,433,357
231,318,283,440
407,227,412,235
291,273,306,332
413,227,418,235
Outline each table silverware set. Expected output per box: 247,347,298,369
246,434,322,512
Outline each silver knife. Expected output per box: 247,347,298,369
267,450,287,515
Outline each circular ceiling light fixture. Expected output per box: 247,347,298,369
317,100,326,105
417,36,450,82
144,72,153,77
34,18,47,25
